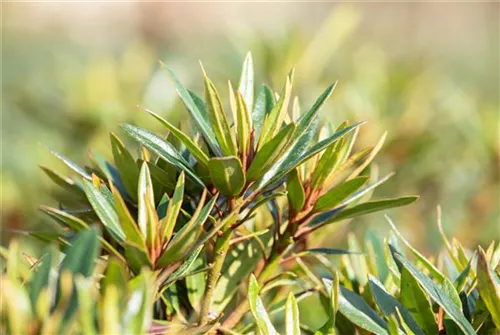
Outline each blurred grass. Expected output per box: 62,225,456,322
1,2,498,252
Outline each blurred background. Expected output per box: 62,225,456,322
2,2,499,256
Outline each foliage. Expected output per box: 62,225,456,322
1,54,498,334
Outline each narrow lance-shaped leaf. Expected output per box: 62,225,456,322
368,275,425,335
160,61,222,156
239,52,254,113
201,64,237,156
386,216,462,308
48,148,92,180
476,247,500,328
208,156,245,197
348,131,387,179
161,172,185,243
285,293,300,335
83,181,126,242
391,249,476,335
138,163,157,247
324,280,389,335
156,192,216,267
109,183,146,250
400,267,439,334
294,81,337,142
110,133,140,201
142,107,210,168
247,123,296,182
257,72,294,149
313,176,368,212
287,169,305,212
258,121,363,189
253,84,275,141
248,274,278,335
122,124,205,188
327,196,419,224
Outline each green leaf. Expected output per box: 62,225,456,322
83,181,126,242
164,246,203,287
368,275,424,335
109,183,146,250
248,274,278,335
40,166,84,197
156,193,217,267
347,131,387,179
160,61,222,156
202,65,237,156
294,82,336,142
328,196,419,223
327,282,389,335
400,267,438,334
253,84,275,141
161,172,185,243
258,72,293,148
110,133,140,201
287,169,305,212
314,176,368,212
58,228,101,323
143,107,210,168
392,251,476,335
285,293,300,335
48,148,91,180
339,173,394,207
239,52,254,113
186,257,206,312
29,248,53,312
477,247,500,328
317,274,339,335
122,124,204,188
233,88,252,157
247,123,296,182
138,162,157,248
259,121,363,189
122,271,154,334
208,156,245,197
387,216,462,308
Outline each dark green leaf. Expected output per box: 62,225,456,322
368,275,425,335
143,108,209,168
160,61,222,156
83,181,126,242
110,133,140,201
392,251,476,335
122,124,205,188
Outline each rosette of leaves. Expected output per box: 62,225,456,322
245,211,500,334
38,53,417,329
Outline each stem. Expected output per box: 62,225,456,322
199,227,232,324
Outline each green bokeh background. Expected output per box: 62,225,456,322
2,2,499,256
